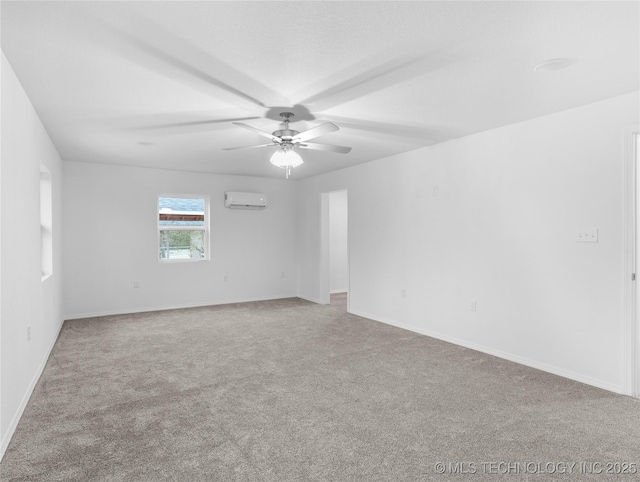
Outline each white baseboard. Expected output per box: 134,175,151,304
63,294,299,320
330,289,348,294
1,317,64,460
349,308,624,395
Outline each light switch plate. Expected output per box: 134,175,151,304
576,228,598,243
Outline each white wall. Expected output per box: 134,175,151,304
1,53,64,458
297,91,640,393
329,190,348,293
63,162,297,318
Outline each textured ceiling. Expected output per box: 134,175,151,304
1,1,638,179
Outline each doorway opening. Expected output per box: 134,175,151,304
320,189,349,311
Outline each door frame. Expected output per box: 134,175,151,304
623,126,640,397
320,189,349,309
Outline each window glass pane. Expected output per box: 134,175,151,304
40,163,53,280
159,197,205,227
159,230,206,260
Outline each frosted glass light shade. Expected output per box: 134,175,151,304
270,149,303,168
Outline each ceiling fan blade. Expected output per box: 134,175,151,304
319,114,434,139
128,116,261,131
222,143,279,151
92,12,274,108
298,46,458,111
135,42,267,107
300,56,423,111
233,122,281,142
298,142,352,154
293,122,339,142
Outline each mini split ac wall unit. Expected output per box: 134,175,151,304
224,191,268,209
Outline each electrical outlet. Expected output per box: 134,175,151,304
27,326,31,341
281,271,285,278
133,280,141,288
576,228,598,243
432,186,438,196
223,274,228,282
470,300,477,312
401,289,407,298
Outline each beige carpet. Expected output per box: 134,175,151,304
2,298,640,481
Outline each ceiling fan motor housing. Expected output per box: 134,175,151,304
274,112,299,140
225,111,350,155
272,129,300,140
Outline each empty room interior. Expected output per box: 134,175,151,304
2,1,640,480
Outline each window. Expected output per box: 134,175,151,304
40,163,53,280
158,195,209,261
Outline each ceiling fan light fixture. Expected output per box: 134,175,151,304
270,147,303,179
270,148,303,168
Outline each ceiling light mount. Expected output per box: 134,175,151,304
280,112,294,122
533,58,571,73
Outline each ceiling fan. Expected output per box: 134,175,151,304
223,112,352,178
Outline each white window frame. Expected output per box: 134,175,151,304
157,193,210,263
40,162,53,280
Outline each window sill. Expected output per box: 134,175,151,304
159,258,209,264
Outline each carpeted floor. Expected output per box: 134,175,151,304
2,298,640,481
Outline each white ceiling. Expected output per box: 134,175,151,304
1,1,638,179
